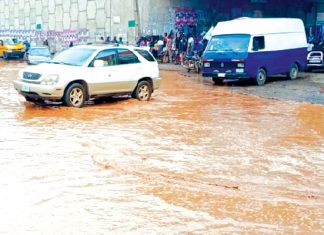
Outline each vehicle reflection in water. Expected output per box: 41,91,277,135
0,61,323,234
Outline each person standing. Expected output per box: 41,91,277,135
166,34,173,63
118,37,124,45
163,33,168,48
99,36,105,44
43,39,49,47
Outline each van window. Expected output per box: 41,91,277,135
253,36,265,51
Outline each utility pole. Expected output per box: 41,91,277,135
110,0,113,38
135,0,141,38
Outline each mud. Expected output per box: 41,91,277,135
0,60,323,234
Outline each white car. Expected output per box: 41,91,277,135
26,46,52,65
13,45,160,108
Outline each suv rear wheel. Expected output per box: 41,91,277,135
134,81,152,101
63,83,86,108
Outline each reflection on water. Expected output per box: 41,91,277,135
0,61,323,234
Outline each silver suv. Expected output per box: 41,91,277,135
13,45,160,108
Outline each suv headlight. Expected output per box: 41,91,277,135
41,74,60,85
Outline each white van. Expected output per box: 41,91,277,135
202,18,308,85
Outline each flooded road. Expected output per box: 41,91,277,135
0,60,323,234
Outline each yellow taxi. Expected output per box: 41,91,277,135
0,37,25,59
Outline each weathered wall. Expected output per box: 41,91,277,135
0,0,140,51
0,0,321,52
0,0,199,51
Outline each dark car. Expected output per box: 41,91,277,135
307,42,324,71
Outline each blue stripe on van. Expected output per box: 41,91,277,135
202,47,307,79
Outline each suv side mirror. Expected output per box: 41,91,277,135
94,60,105,67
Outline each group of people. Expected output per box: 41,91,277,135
99,36,125,45
138,31,209,65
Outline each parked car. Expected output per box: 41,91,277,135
0,37,25,59
13,45,160,108
26,46,52,65
202,18,308,85
306,42,324,71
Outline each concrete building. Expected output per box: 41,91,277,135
0,0,324,52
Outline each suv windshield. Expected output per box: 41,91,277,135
51,47,96,66
29,48,51,57
207,34,251,52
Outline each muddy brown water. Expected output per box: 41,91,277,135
0,60,323,234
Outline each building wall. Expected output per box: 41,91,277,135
0,0,139,52
0,0,320,52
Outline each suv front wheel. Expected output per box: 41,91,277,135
63,83,86,108
134,81,152,101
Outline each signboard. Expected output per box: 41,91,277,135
113,16,120,24
36,23,42,30
128,20,136,27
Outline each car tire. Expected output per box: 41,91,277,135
63,83,86,108
134,80,152,101
212,77,223,85
255,68,266,86
287,63,299,80
3,52,8,60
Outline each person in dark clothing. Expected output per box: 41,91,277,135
43,39,49,46
23,39,31,52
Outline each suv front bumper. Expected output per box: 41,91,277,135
13,80,64,100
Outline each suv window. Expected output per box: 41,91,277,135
117,49,140,65
92,49,117,67
252,36,265,51
135,49,155,62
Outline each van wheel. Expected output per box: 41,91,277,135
287,63,299,80
255,68,267,86
63,83,86,108
134,81,152,101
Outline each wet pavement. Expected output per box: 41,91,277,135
0,60,324,234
